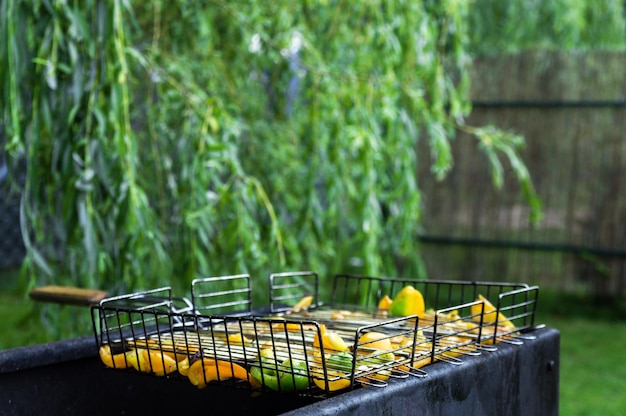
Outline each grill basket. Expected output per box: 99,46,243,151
91,272,540,398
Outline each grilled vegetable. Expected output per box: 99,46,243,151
393,333,435,370
312,367,352,391
377,295,393,310
358,332,393,352
356,333,395,382
187,358,253,389
250,358,310,392
177,357,191,376
471,294,516,330
311,350,390,391
227,333,253,345
125,348,178,376
388,285,425,318
291,295,314,311
313,324,350,363
312,353,353,392
397,355,433,371
99,345,129,369
327,351,354,373
357,360,393,383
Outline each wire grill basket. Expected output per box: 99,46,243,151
91,272,540,397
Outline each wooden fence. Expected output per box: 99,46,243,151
417,51,626,298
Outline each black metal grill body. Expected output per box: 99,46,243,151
0,327,559,416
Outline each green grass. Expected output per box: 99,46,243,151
537,291,626,416
0,269,52,349
0,268,93,349
1,270,626,415
550,317,626,416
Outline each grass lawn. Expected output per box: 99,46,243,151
537,291,626,416
0,269,54,349
1,269,625,415
541,315,626,416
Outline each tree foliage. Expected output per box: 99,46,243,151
0,0,546,334
468,0,626,56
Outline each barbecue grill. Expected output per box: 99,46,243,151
0,272,559,415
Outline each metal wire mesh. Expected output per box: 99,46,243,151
91,272,541,398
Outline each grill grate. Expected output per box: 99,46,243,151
91,272,541,398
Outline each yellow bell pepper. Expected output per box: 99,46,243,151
358,332,392,352
313,324,349,363
291,295,314,311
388,285,425,318
356,333,395,383
124,348,178,376
394,335,435,370
471,294,516,330
177,356,191,376
187,358,255,389
377,295,393,310
227,333,253,345
397,355,434,371
99,345,129,369
311,366,352,392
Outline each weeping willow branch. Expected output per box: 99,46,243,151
457,123,543,225
0,1,559,340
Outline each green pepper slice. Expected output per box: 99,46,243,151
327,351,355,373
250,358,309,392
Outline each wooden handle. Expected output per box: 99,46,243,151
29,285,108,306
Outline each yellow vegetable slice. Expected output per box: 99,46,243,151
471,294,516,330
356,332,395,383
377,295,393,310
389,285,425,318
177,357,191,376
314,324,349,352
291,295,314,311
99,345,129,369
228,333,253,345
312,324,350,364
187,358,252,389
394,335,435,371
397,355,434,372
311,367,351,392
124,348,178,376
358,332,393,352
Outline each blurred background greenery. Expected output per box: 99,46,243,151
1,0,542,317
